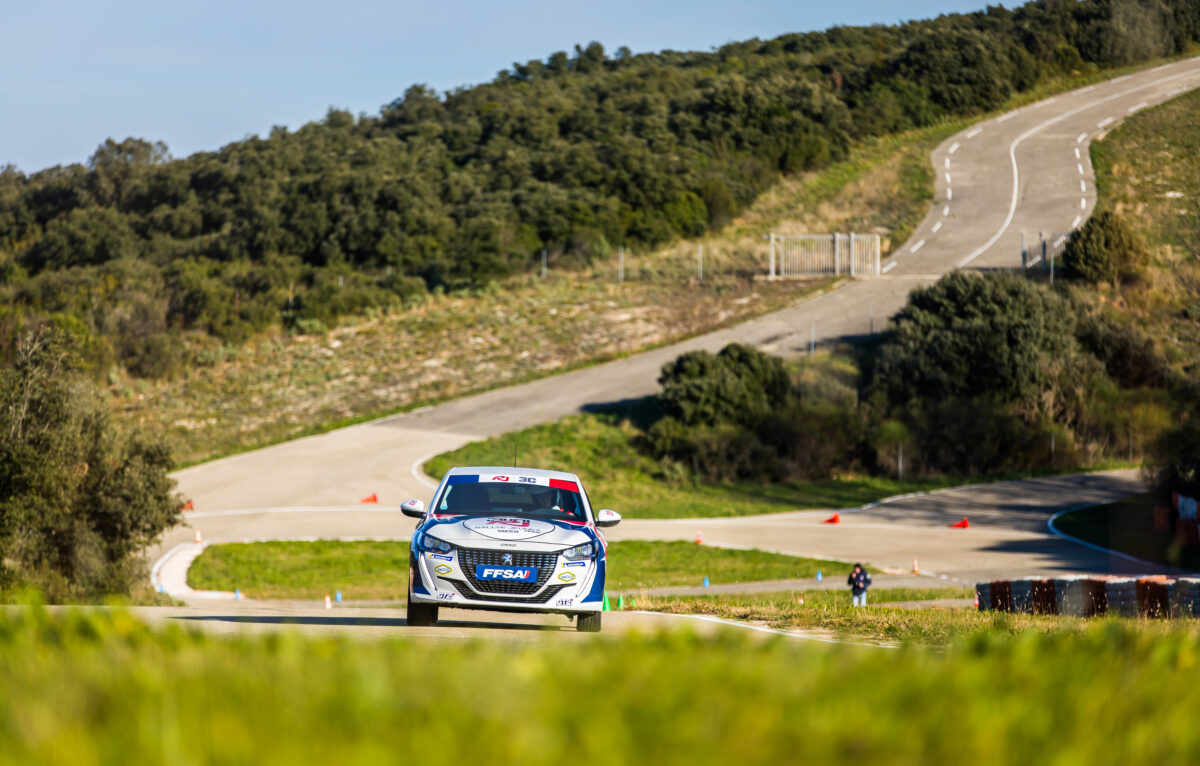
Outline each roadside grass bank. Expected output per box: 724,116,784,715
425,407,1136,519
1054,495,1200,571
631,591,1183,645
5,606,1200,764
186,539,858,600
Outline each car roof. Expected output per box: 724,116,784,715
445,466,582,483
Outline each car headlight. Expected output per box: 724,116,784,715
562,543,595,561
417,532,453,554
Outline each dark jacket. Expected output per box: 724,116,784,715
848,569,871,595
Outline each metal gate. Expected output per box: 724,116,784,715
768,233,881,278
1022,232,1070,269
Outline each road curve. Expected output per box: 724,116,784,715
153,59,1200,619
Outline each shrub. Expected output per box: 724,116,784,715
1062,210,1148,283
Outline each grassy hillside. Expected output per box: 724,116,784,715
4,606,1200,764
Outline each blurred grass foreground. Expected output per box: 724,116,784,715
3,606,1200,764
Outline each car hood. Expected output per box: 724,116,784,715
422,515,594,549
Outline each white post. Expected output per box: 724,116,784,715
874,234,881,275
848,234,855,277
834,234,841,275
769,234,776,279
697,244,703,280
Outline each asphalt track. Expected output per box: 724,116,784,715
148,58,1200,638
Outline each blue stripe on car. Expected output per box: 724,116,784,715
445,474,479,485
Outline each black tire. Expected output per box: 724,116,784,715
577,612,602,633
407,600,438,627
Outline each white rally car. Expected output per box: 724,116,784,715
401,466,621,632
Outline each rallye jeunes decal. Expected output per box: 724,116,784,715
446,474,580,492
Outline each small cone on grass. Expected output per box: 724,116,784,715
703,576,710,588
324,593,332,609
823,513,841,524
912,558,919,574
616,595,625,610
602,592,611,611
360,493,378,504
695,529,703,544
194,529,202,544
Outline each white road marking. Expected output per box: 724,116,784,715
1168,87,1187,97
1076,132,1088,143
882,260,898,274
966,127,983,139
1081,180,1087,192
956,65,1200,269
1077,85,1096,94
1112,75,1132,83
944,158,950,169
1034,97,1056,108
944,172,951,184
1074,147,1081,159
949,142,960,154
910,239,926,253
1072,216,1082,228
1097,116,1114,128
1078,163,1085,174
932,221,943,233
947,188,953,201
997,112,1016,122
1128,102,1149,113
943,205,950,216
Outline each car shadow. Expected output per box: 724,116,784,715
171,614,572,631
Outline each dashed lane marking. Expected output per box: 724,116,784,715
1081,198,1087,209
944,172,951,184
943,205,950,216
1128,102,1149,113
910,239,926,253
1034,97,1056,108
1081,180,1087,192
882,260,898,274
1076,85,1096,94
1111,75,1132,83
1072,215,1082,229
1097,116,1114,128
1076,132,1088,143
997,112,1016,122
932,221,943,233
1168,87,1187,97
1074,146,1081,159
947,188,952,201
1078,163,1084,174
944,157,950,169
966,127,983,139
949,142,959,154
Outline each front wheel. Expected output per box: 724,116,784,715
577,612,602,633
407,600,438,627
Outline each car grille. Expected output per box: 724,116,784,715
457,547,560,596
451,581,568,604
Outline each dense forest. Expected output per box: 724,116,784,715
1,0,1199,378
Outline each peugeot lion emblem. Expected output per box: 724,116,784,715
502,553,513,565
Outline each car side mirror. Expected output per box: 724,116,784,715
595,509,621,528
400,499,426,518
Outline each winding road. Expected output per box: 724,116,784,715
149,57,1200,637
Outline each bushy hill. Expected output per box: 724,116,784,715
1,0,1198,376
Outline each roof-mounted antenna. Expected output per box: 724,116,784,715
512,436,517,469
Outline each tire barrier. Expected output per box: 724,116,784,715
979,576,1200,618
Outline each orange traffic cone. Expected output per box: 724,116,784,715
325,593,332,609
695,530,703,545
950,517,970,529
823,513,841,524
360,493,378,504
182,500,194,511
194,529,202,544
974,592,980,610
912,558,919,574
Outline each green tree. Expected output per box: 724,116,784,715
1063,210,1149,283
0,324,179,598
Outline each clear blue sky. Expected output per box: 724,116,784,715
2,1,997,173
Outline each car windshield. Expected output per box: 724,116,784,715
436,478,586,522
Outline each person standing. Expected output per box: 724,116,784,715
848,563,871,607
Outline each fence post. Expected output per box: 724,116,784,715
874,234,881,275
697,244,703,281
1021,232,1026,269
769,234,776,279
848,234,856,277
834,234,841,275
1041,233,1047,274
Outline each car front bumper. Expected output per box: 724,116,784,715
409,548,605,615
